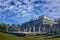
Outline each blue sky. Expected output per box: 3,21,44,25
0,0,60,24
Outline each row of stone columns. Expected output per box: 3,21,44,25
16,25,60,34
18,26,52,33
22,26,41,32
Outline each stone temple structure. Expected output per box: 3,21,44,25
21,15,59,34
8,15,60,34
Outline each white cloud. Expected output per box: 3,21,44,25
0,0,60,24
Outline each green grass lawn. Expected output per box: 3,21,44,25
0,32,60,40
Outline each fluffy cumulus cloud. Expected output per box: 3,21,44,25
0,0,60,24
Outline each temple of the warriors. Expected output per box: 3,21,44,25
8,15,60,34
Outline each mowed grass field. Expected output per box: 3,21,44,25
0,32,60,40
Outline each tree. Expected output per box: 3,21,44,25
0,23,9,32
0,24,3,32
17,24,20,28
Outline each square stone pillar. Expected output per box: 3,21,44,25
43,26,46,32
29,27,31,32
24,29,25,32
18,28,20,32
47,25,52,34
39,26,41,32
26,27,28,32
33,26,35,32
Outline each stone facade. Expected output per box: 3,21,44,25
21,15,60,34
8,15,60,34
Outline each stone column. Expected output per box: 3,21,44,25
26,27,27,32
7,29,8,32
43,26,45,32
29,27,31,32
18,28,20,32
50,25,53,33
24,29,25,32
33,26,35,32
38,26,41,32
48,25,52,34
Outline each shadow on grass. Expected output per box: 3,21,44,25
3,32,60,38
39,34,59,37
51,36,60,38
3,32,27,37
45,35,60,40
8,33,27,37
